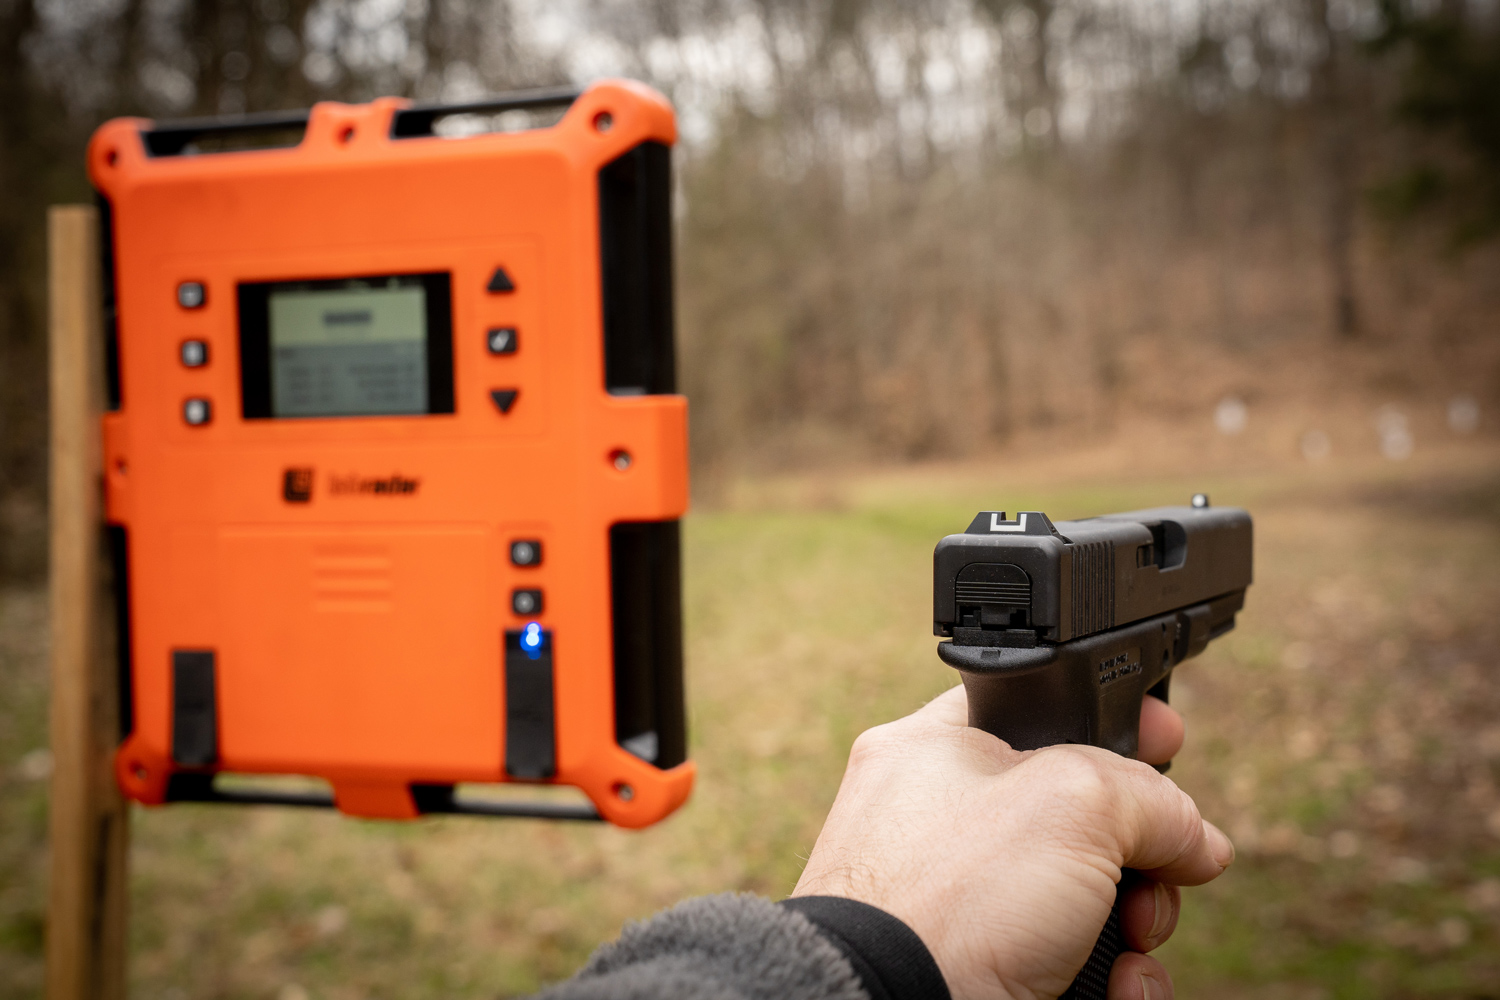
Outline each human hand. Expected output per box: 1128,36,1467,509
791,686,1232,1000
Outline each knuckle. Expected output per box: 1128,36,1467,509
1031,745,1115,804
954,724,1008,757
846,724,901,768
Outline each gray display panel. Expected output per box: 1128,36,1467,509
268,281,428,417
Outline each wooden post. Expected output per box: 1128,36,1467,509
46,204,130,1000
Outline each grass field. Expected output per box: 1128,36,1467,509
3,436,1499,999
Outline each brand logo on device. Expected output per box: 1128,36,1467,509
283,468,314,503
329,473,421,496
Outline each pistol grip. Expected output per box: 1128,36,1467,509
939,608,1211,996
1060,889,1123,1000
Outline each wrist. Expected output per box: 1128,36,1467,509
791,877,980,1000
781,895,952,1000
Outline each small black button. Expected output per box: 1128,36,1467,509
490,389,518,414
510,539,542,567
183,398,211,426
487,327,518,354
180,340,208,367
512,588,544,615
486,267,515,293
178,282,206,309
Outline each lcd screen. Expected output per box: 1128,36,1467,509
238,273,454,419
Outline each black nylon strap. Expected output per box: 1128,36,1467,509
780,897,950,1000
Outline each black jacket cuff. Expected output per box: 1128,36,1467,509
780,897,951,1000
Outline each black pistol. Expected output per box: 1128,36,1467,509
933,497,1252,1000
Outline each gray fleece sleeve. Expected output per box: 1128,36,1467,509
535,893,870,1000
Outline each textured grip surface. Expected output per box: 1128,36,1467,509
1059,889,1123,1000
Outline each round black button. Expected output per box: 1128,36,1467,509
511,588,543,615
177,282,206,309
183,398,211,426
487,327,518,354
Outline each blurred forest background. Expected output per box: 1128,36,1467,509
0,0,1498,581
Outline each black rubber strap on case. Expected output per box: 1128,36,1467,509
780,896,951,1000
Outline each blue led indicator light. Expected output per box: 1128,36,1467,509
521,622,544,659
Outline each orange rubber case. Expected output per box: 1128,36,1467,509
88,80,693,827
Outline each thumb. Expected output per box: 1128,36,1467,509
1102,751,1234,885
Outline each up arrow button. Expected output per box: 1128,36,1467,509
486,267,516,293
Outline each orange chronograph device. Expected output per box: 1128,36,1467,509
87,80,692,827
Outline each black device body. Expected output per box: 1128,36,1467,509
933,502,1251,999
